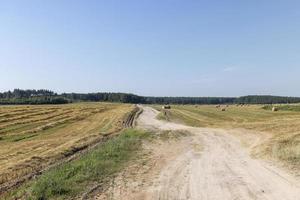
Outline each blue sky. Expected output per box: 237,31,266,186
1,0,300,96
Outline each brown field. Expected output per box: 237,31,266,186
154,104,300,171
0,103,134,187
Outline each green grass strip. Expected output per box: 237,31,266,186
9,129,147,200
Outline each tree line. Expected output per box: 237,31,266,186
61,93,143,103
0,89,56,99
234,95,300,104
0,89,68,105
0,97,70,105
144,97,236,105
1,89,300,105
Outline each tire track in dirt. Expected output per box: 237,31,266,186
95,106,300,200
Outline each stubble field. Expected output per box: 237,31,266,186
154,104,300,170
0,103,134,188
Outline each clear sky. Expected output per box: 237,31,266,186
1,0,300,97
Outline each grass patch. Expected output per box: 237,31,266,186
8,134,38,142
157,130,190,141
154,107,200,126
270,134,300,166
156,109,172,121
156,112,168,121
7,129,148,200
262,104,300,112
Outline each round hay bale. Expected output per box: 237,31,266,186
162,105,171,109
272,107,278,112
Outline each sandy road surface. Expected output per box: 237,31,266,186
96,106,300,200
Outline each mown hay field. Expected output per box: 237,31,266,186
155,104,300,170
0,103,134,186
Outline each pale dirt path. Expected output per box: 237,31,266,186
95,106,300,200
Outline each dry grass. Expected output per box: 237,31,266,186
154,104,300,170
0,103,134,186
6,129,148,200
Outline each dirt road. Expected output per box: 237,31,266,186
97,106,300,200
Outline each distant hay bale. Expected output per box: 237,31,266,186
221,108,226,111
272,107,278,112
162,105,171,109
